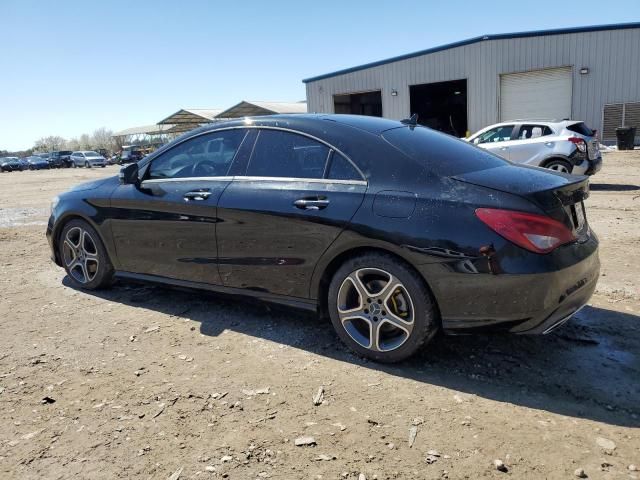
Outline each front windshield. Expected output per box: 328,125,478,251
84,151,100,157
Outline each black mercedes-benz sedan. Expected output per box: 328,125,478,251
46,114,599,362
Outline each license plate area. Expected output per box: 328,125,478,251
588,140,599,160
571,202,587,234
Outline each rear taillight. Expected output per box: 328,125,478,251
475,208,576,254
568,137,587,153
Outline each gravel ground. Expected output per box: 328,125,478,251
0,156,639,480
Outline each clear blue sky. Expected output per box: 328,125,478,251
0,0,637,150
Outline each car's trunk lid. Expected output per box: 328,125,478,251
452,165,590,240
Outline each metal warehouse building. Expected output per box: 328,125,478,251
303,23,640,143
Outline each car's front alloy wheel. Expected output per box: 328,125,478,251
59,220,113,289
328,253,438,362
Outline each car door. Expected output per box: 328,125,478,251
216,128,367,299
472,124,516,160
108,128,250,284
507,124,555,166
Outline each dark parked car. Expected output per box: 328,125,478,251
46,115,600,362
25,155,51,170
0,157,24,172
18,157,30,170
48,151,74,168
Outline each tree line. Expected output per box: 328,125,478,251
1,127,119,157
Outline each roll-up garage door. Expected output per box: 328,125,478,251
500,67,572,122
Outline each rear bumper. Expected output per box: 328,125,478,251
427,240,600,335
585,155,602,175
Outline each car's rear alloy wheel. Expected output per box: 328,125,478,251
60,220,113,289
85,161,90,168
546,159,572,174
328,253,438,362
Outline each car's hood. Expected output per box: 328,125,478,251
68,176,116,192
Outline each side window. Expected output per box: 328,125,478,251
147,129,246,180
246,130,330,179
517,124,553,139
476,125,514,144
327,153,363,181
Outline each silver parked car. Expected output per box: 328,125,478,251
69,151,107,168
466,120,602,175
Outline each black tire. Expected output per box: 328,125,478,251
545,159,572,174
58,219,114,290
85,161,90,168
327,252,438,363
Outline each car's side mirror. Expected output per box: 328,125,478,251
473,137,481,145
119,162,139,185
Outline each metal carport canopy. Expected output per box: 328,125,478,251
112,124,176,137
157,108,224,125
215,101,307,118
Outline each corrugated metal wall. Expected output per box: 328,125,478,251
305,28,640,135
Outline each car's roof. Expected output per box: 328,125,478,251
198,114,406,136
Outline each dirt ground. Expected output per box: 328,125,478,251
0,155,638,480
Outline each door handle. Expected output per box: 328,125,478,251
500,146,509,151
184,189,212,201
293,198,329,210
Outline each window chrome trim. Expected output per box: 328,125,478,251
151,124,367,182
139,176,367,187
141,176,234,186
231,176,367,186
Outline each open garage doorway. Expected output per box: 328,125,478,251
409,79,467,137
334,90,382,116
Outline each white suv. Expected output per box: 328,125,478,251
466,120,602,175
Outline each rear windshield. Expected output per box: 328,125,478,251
566,122,594,136
59,151,72,155
382,126,508,177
